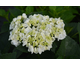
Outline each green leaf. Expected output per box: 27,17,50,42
49,6,56,17
0,23,9,34
60,11,76,23
49,6,56,11
49,6,63,17
70,7,79,14
49,6,76,22
13,48,22,58
0,23,10,54
65,27,73,34
0,32,11,54
31,51,55,59
3,21,10,24
51,42,58,53
77,22,80,43
26,6,34,14
5,11,10,22
63,6,78,14
65,23,78,37
57,56,64,59
0,52,17,59
49,6,63,12
15,6,26,13
9,8,22,17
29,11,48,15
0,9,10,21
9,13,14,22
56,36,80,59
16,45,28,53
0,9,6,17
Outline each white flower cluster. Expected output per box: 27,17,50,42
9,13,67,54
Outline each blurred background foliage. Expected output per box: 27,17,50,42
0,6,80,59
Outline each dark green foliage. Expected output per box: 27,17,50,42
77,22,80,43
0,23,9,34
51,41,60,53
0,52,17,59
0,6,80,59
0,9,6,17
65,23,78,37
9,8,22,17
56,36,80,59
13,48,23,58
25,6,34,14
49,6,77,23
16,45,28,53
0,32,11,54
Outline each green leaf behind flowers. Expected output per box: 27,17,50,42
0,23,9,34
65,23,78,37
26,6,34,14
16,45,28,53
0,52,16,59
9,8,22,17
56,36,80,59
49,6,76,23
0,9,6,17
0,32,11,54
13,48,23,58
77,22,80,43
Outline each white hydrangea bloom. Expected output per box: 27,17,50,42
17,16,22,20
9,13,67,54
22,13,27,19
11,40,20,47
13,18,17,22
57,30,67,41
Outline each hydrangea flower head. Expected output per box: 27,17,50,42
9,13,67,54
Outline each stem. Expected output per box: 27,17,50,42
71,32,78,37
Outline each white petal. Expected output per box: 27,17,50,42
13,18,17,22
22,13,27,19
11,40,19,47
